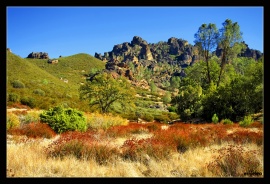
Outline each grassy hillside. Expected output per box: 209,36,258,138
7,51,105,110
28,53,105,86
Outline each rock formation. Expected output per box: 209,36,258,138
94,36,263,90
27,52,49,59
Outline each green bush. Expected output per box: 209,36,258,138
8,93,20,102
221,118,233,125
212,114,219,124
239,115,253,127
40,106,87,133
11,80,25,88
7,113,20,130
167,106,177,113
33,89,45,96
20,97,36,108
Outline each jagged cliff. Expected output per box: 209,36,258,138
94,36,263,90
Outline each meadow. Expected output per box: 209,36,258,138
7,109,263,177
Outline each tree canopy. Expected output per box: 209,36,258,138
79,72,136,113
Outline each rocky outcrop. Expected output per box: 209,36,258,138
140,42,153,60
95,36,263,91
27,52,49,59
215,42,263,60
239,42,263,60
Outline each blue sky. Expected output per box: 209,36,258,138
7,6,263,59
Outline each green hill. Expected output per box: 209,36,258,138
28,53,105,86
7,51,105,110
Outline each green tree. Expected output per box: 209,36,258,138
217,19,246,87
79,72,135,113
194,23,219,83
171,85,203,121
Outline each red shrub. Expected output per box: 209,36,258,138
8,122,56,139
225,130,263,145
120,137,172,161
45,130,119,164
249,121,263,128
106,122,150,137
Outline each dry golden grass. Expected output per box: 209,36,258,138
7,136,263,177
7,119,263,177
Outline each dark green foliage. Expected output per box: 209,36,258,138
40,106,87,133
11,80,25,88
172,50,262,122
20,96,36,108
172,84,202,121
8,93,20,102
217,19,245,87
194,23,219,84
33,89,46,96
167,106,177,113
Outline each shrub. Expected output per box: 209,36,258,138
33,89,45,96
7,113,20,130
221,118,233,125
239,115,254,127
212,114,219,124
40,106,87,133
207,145,262,177
20,97,36,108
167,106,177,113
8,93,20,102
11,80,25,88
121,138,172,161
45,132,119,165
18,122,56,138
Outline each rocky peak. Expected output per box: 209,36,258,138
95,35,263,90
131,36,148,46
27,52,49,59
